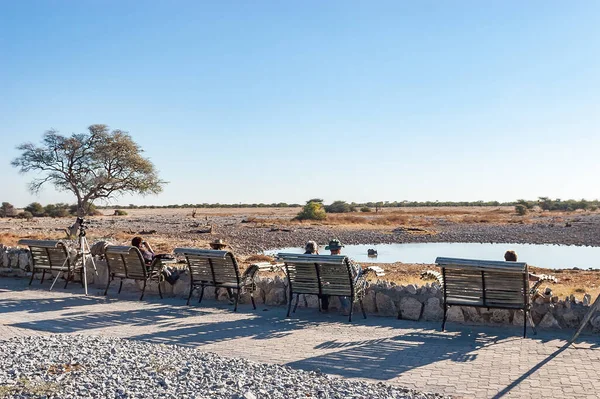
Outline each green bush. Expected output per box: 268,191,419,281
25,202,45,216
515,204,527,216
360,206,372,212
0,202,17,218
44,203,70,218
324,200,355,213
114,209,128,216
16,211,34,220
295,201,327,221
590,205,598,212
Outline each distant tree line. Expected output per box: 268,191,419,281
1,198,598,220
0,202,101,219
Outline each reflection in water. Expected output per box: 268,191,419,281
266,242,600,270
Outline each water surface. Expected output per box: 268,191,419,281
266,242,600,270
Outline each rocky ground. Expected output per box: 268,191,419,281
0,335,447,399
1,207,599,256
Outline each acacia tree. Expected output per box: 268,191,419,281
12,125,166,216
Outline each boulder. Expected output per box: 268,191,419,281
462,307,482,323
422,297,443,321
362,290,377,313
591,315,600,331
265,287,286,306
172,275,190,297
376,293,398,317
539,312,561,329
18,252,31,271
405,284,418,295
399,297,423,321
491,309,511,325
512,310,525,327
561,311,580,329
583,294,591,306
446,307,464,323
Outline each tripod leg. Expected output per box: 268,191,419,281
50,271,62,291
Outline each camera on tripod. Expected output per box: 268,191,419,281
75,217,88,237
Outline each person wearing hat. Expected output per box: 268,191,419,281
325,238,344,255
326,239,363,315
210,239,228,250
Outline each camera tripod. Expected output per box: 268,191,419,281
51,218,98,295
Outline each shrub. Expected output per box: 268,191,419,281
44,203,70,218
24,202,45,216
0,202,17,218
360,206,372,212
590,206,598,212
324,200,355,213
515,204,527,216
295,201,327,221
16,211,33,220
114,209,128,216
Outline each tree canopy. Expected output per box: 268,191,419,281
12,125,166,216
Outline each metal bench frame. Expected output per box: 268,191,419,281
436,257,536,337
174,248,248,311
278,253,367,322
18,239,82,290
103,245,164,301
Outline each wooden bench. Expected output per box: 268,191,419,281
18,239,82,290
277,253,368,322
103,245,164,300
174,248,250,311
435,257,536,337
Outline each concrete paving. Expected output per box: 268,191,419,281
1,277,599,398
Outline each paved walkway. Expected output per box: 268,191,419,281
1,278,599,398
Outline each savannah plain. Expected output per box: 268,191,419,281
2,205,600,299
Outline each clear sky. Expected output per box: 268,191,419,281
1,1,598,207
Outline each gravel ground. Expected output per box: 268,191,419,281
0,335,447,399
3,209,600,255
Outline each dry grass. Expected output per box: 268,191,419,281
0,232,66,247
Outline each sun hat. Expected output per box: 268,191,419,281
325,238,344,251
304,240,318,254
209,239,227,249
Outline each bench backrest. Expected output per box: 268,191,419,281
435,257,530,309
173,248,241,286
104,246,147,280
278,253,355,297
18,239,71,271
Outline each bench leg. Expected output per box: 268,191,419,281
139,279,147,301
198,285,205,304
29,268,36,286
233,289,240,312
250,290,256,310
104,275,112,296
286,292,293,318
442,305,448,331
118,280,123,294
348,295,354,322
63,270,71,289
40,270,46,284
360,299,367,319
186,285,195,305
293,294,300,313
157,279,163,299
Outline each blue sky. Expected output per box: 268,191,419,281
1,1,598,207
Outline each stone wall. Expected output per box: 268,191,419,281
2,245,599,333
